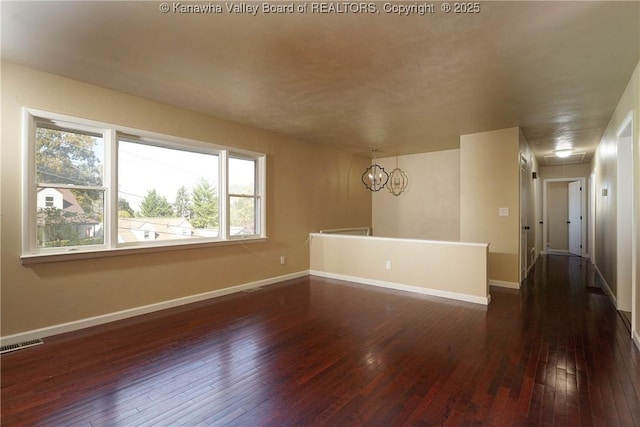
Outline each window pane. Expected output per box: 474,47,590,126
118,140,220,243
229,157,256,195
36,187,104,248
36,126,103,186
230,196,256,236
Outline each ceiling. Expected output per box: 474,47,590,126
2,1,639,163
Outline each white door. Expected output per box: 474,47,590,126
520,156,528,280
568,181,582,256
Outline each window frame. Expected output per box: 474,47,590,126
227,153,264,239
22,108,267,264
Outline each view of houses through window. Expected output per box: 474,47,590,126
29,112,264,254
35,126,105,248
118,140,221,243
118,141,259,243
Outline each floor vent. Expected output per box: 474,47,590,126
1,339,44,354
242,287,263,293
585,286,606,295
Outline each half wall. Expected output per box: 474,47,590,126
309,233,490,305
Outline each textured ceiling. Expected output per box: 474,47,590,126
2,1,639,162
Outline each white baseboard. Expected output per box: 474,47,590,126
0,271,309,347
309,270,490,306
489,280,521,290
526,262,536,275
592,263,637,349
592,263,616,304
546,249,570,255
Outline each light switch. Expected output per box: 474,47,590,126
499,207,510,217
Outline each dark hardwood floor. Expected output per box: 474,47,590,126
2,255,639,426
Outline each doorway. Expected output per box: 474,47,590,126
543,177,586,256
520,155,528,281
616,113,633,314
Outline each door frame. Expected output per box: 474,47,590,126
542,177,586,256
568,180,583,255
616,112,633,313
520,155,528,281
589,171,596,263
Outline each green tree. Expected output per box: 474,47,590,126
36,127,102,186
118,198,135,218
37,205,102,248
229,183,256,234
175,185,192,219
230,197,256,234
36,127,103,216
191,180,218,228
38,207,81,247
140,190,174,217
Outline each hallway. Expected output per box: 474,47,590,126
515,255,639,424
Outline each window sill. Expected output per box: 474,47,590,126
21,237,268,265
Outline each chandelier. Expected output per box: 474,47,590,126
361,149,389,192
387,156,409,196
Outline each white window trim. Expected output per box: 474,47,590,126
21,108,267,264
227,152,266,240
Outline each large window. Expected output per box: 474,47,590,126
23,109,266,260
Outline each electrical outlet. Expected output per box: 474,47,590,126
280,256,286,265
385,260,392,270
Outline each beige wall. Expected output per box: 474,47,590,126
634,62,640,347
539,164,591,180
547,182,569,251
460,127,520,285
591,60,639,342
0,62,371,338
309,233,489,303
372,150,460,241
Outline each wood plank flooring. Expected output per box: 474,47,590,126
2,255,640,426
